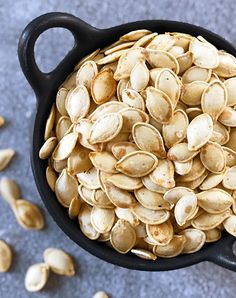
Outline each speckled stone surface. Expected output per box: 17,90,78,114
1,0,236,297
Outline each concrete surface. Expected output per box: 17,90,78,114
1,0,236,297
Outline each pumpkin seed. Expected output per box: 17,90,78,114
43,248,75,276
76,60,98,90
55,116,72,141
167,142,199,162
0,177,20,205
61,71,77,89
111,141,138,160
89,101,127,122
12,200,44,230
185,107,202,121
176,51,193,75
144,49,179,73
200,141,226,174
55,169,78,207
51,158,67,173
133,32,158,47
131,204,169,225
120,29,151,42
210,121,230,145
0,240,12,272
52,132,78,161
223,215,236,236
65,85,91,123
178,171,208,190
219,106,236,127
77,167,100,189
25,263,49,292
181,81,208,106
134,187,171,210
131,248,157,260
68,196,81,220
187,113,213,151
189,36,219,69
153,235,186,258
214,51,236,78
91,69,117,104
91,207,115,233
146,220,173,246
121,89,145,110
132,122,166,158
44,104,56,140
130,60,149,91
142,176,169,194
146,33,175,51
0,116,5,127
89,151,117,174
197,188,232,213
199,171,226,190
115,207,139,226
223,147,236,167
104,181,136,208
110,219,136,254
155,68,181,106
78,185,94,206
174,160,193,176
163,186,193,204
176,156,205,182
0,149,15,171
162,109,189,148
149,159,175,188
201,81,227,122
116,151,158,177
174,193,197,226
225,128,236,152
93,291,109,298
56,88,68,116
182,66,212,84
96,49,129,65
120,108,149,132
146,87,173,124
114,48,144,80
67,145,92,175
91,189,114,208
88,113,123,144
168,46,184,57
39,137,57,159
192,209,232,230
76,119,103,152
78,204,100,239
104,41,134,55
224,77,236,106
223,166,236,189
179,228,206,254
107,173,142,190
204,228,222,242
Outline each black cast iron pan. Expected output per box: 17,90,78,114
18,12,236,271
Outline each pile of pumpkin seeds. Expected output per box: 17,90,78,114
40,29,236,260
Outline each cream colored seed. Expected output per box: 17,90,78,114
43,248,75,276
0,149,15,171
25,263,49,292
0,240,12,272
0,116,5,127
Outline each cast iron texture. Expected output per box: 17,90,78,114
18,12,236,271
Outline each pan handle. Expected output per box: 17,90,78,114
18,12,101,98
206,235,236,272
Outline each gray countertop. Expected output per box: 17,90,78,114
1,0,236,297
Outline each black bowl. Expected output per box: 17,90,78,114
18,12,236,271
